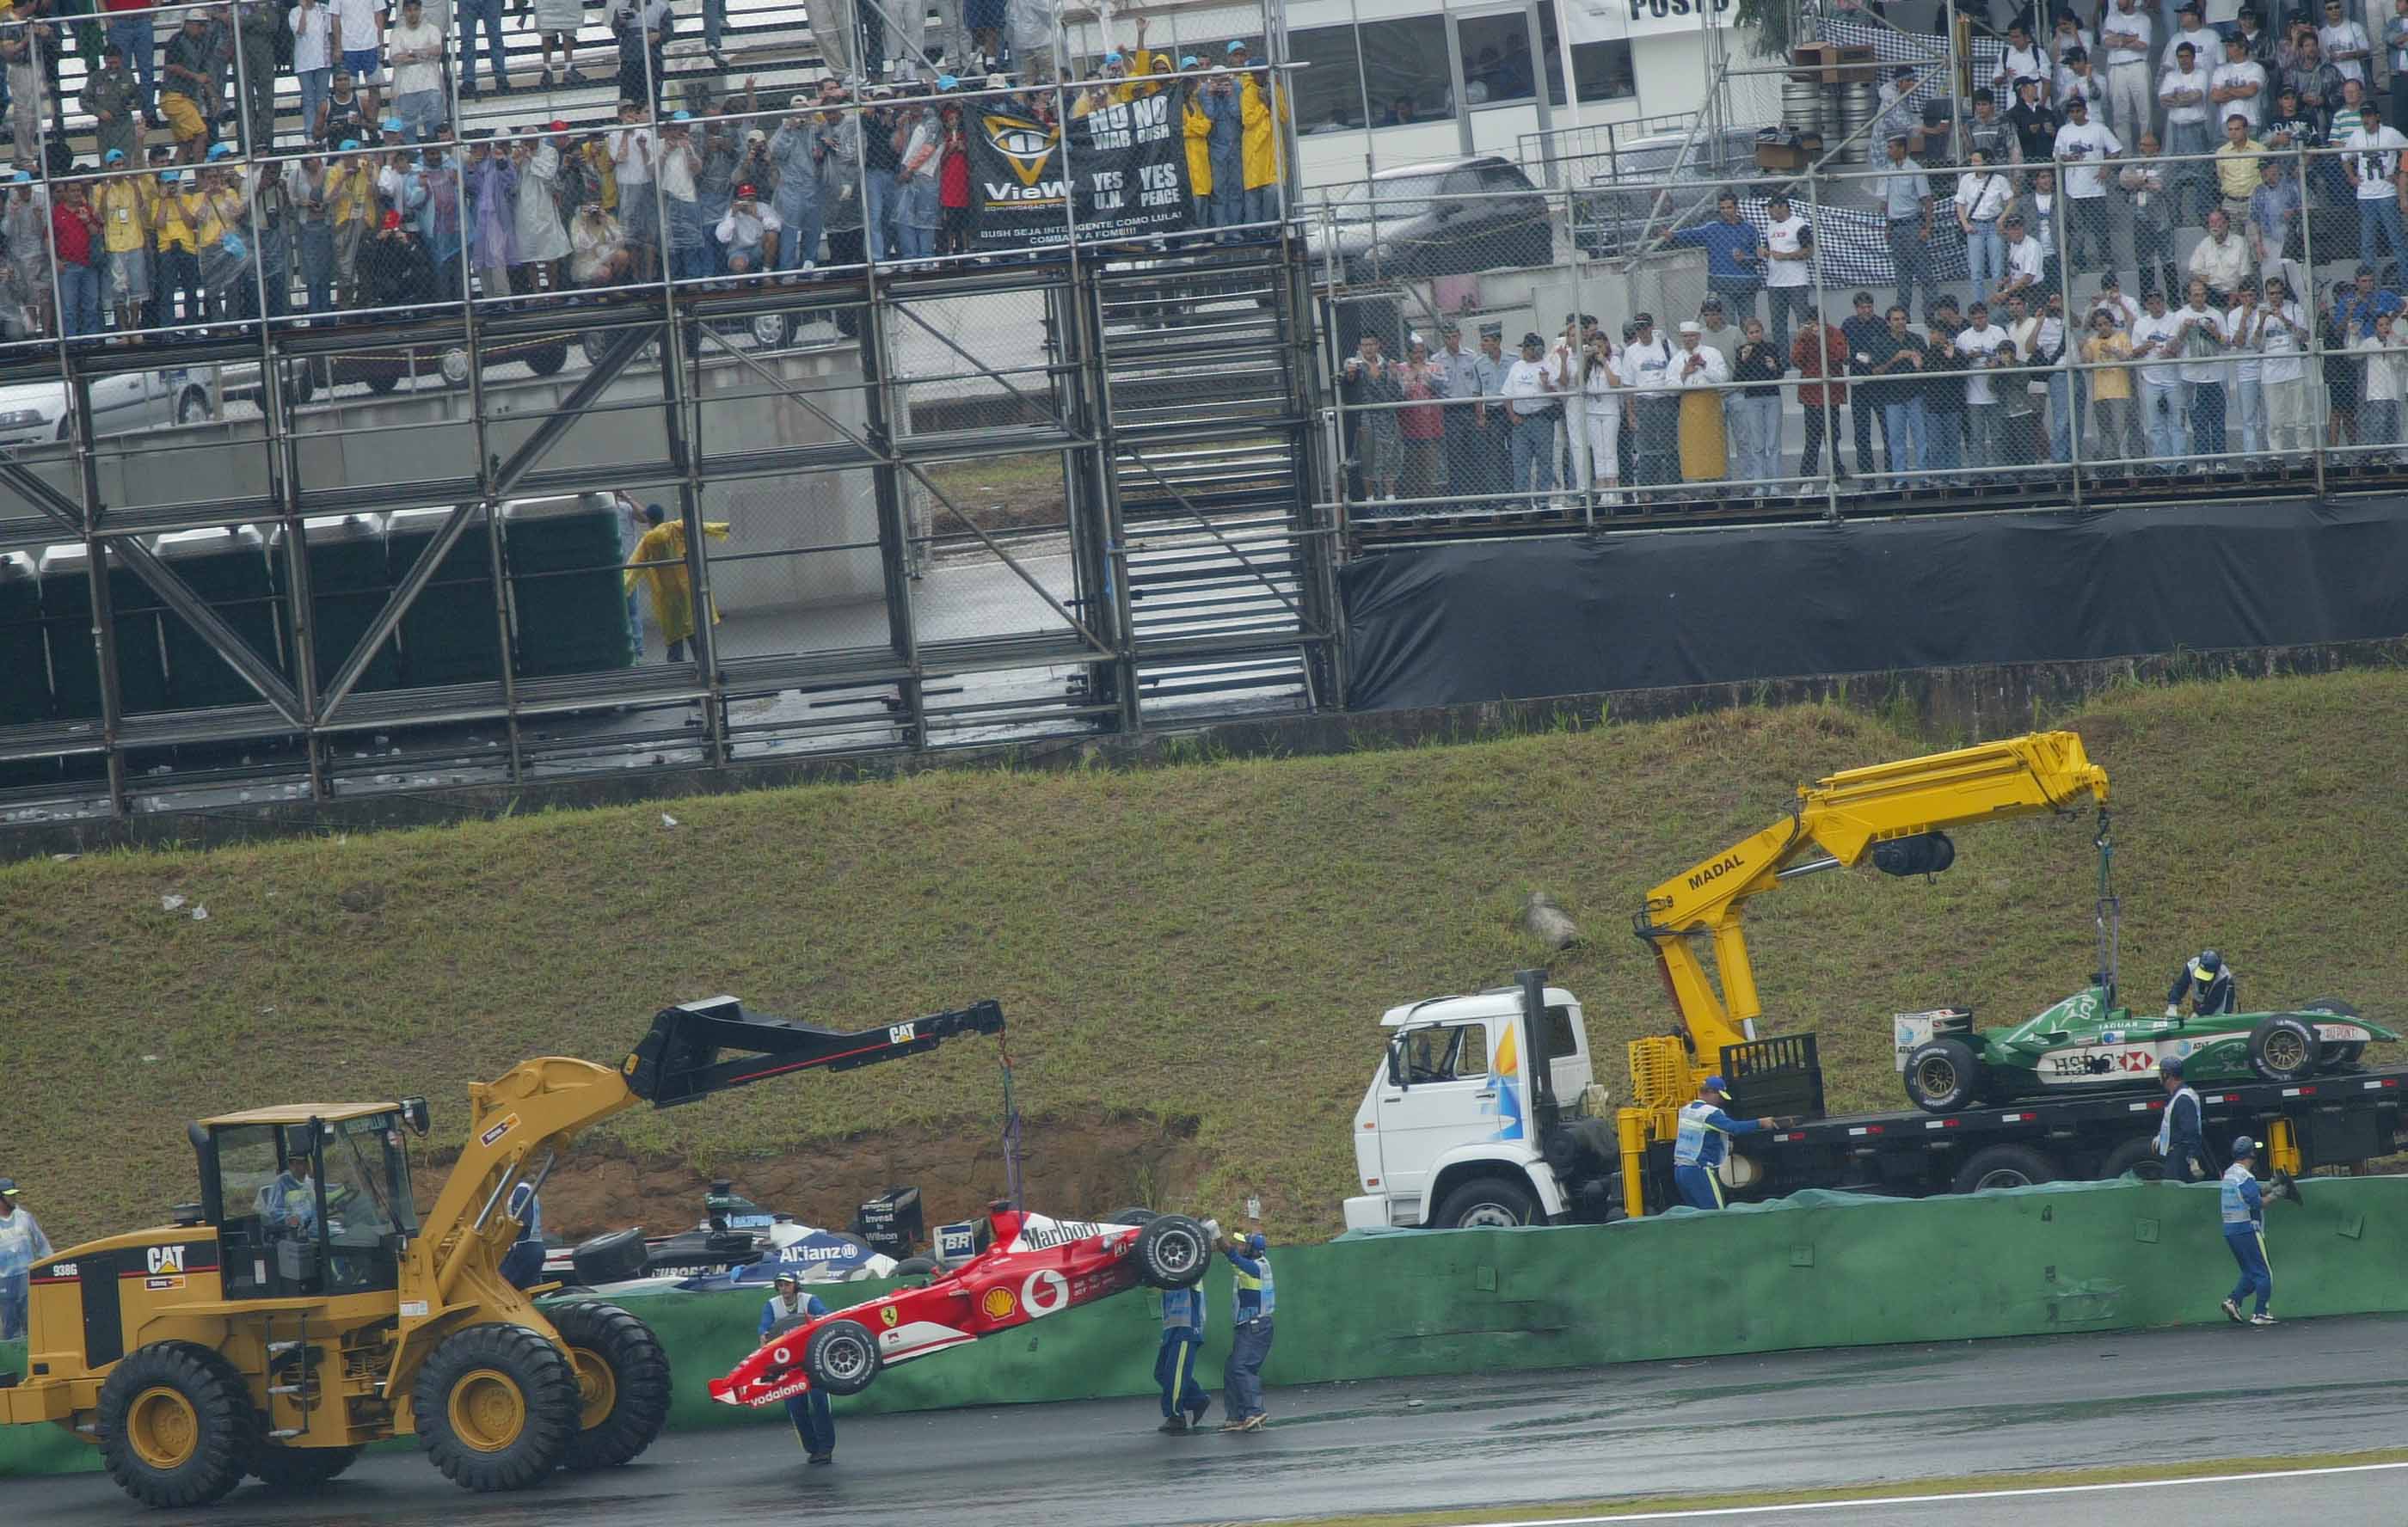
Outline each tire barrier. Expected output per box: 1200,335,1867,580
8,1174,2406,1476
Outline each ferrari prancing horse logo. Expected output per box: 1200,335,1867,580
880,1305,900,1328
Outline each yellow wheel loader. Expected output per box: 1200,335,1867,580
0,995,1005,1508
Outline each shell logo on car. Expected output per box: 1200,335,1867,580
980,1286,1017,1321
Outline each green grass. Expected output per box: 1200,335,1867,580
9,669,2408,1247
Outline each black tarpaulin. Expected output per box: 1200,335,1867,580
1338,500,2408,712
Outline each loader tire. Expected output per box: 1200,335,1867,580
549,1301,673,1471
411,1323,581,1492
98,1342,259,1509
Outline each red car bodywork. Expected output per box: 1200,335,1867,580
710,1206,1148,1407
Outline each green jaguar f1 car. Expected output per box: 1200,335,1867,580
1900,988,2393,1113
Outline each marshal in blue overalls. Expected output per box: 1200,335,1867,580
1670,1075,1775,1211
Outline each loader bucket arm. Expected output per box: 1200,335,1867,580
624,995,1009,1107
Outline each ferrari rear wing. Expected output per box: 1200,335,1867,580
624,995,1007,1108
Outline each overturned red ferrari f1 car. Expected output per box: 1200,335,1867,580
710,1203,1213,1407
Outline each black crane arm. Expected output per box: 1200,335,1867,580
623,995,1007,1108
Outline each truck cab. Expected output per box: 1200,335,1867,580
1343,984,1614,1231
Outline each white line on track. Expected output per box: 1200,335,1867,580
1414,1460,2408,1524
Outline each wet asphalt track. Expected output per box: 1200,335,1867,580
10,1314,2405,1527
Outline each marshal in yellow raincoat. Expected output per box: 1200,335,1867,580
624,518,731,645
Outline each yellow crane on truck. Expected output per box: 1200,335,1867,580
0,995,1005,1509
1618,731,2110,1216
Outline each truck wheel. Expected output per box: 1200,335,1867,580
2098,1138,2170,1182
1903,1038,1985,1113
411,1323,582,1492
2247,1015,2319,1083
1133,1213,1213,1288
1950,1144,2061,1194
97,1343,259,1508
802,1318,882,1396
249,1442,362,1489
2302,997,2367,1068
548,1302,673,1471
1432,1175,1539,1229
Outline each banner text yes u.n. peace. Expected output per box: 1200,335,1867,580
971,92,1193,248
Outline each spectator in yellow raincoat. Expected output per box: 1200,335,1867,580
624,502,731,662
1229,39,1286,229
1182,60,1214,234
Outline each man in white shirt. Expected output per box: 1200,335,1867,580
2129,285,2188,466
2160,40,2214,223
1670,320,1733,484
2256,273,2314,452
2090,269,2141,333
1758,187,1814,359
330,0,384,121
2100,0,2156,138
1956,151,2015,299
1623,313,1680,488
2162,2,2217,75
2353,308,2405,457
2321,0,2374,86
610,97,659,279
2210,30,2267,132
2224,275,2269,453
1995,209,2044,306
2173,279,2230,458
2345,97,2408,279
385,0,445,142
1957,299,2012,472
2055,47,2106,119
1500,329,1563,500
2053,97,2123,279
2187,206,2251,298
1996,21,2049,102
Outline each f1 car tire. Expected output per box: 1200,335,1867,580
1950,1144,2061,1194
2248,1015,2319,1083
97,1342,259,1508
1106,1207,1158,1225
410,1322,583,1492
764,1310,812,1344
803,1319,882,1397
2098,1138,2171,1182
568,1228,649,1287
549,1301,673,1471
1133,1214,1213,1289
893,1256,938,1275
2301,997,2367,1068
1432,1175,1539,1229
248,1442,362,1489
1903,1038,1985,1113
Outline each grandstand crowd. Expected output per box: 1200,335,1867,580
0,0,1283,341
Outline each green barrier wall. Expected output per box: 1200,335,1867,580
9,1176,2407,1478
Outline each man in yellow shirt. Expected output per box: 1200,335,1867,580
153,169,204,324
2080,306,2140,465
326,141,377,308
94,150,152,336
624,503,732,662
2211,113,2266,228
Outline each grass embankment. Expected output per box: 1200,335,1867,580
7,670,2406,1246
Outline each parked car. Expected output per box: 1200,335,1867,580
1571,126,1761,258
345,333,573,394
1305,156,1554,285
0,369,212,445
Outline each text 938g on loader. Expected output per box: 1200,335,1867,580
0,995,1004,1509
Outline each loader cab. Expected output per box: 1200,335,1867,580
193,1105,421,1303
